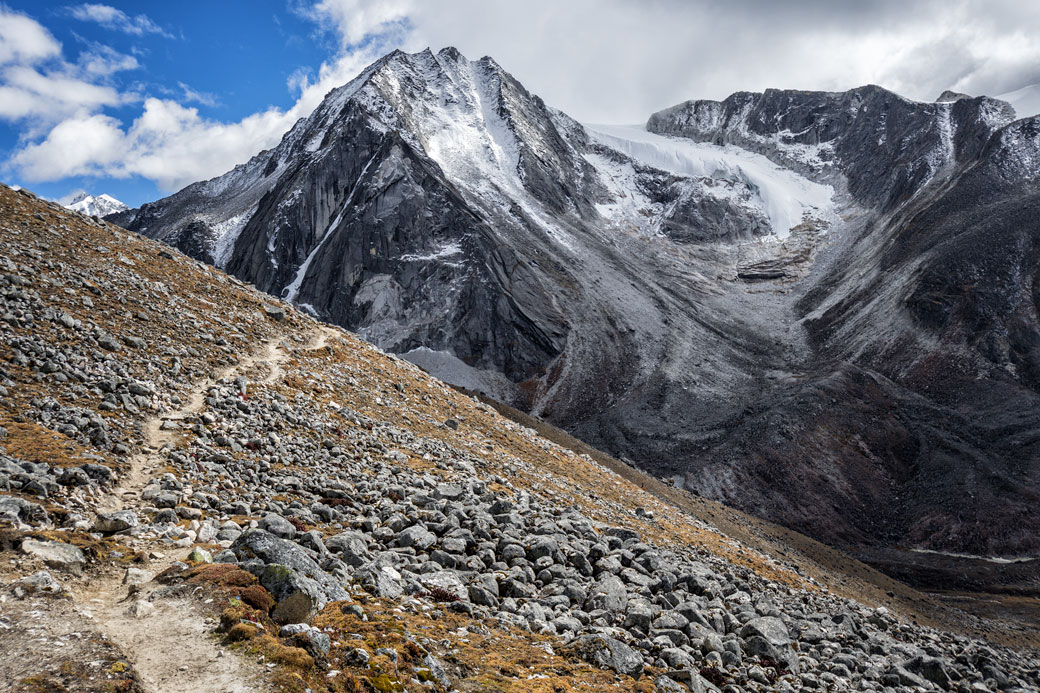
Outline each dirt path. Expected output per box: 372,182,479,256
75,565,267,693
70,327,337,693
98,335,294,516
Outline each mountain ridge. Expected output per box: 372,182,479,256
105,47,1040,592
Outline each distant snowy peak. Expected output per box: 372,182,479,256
65,193,129,217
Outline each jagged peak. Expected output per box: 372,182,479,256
437,45,463,62
937,89,972,103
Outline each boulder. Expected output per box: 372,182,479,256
230,529,348,618
567,634,643,678
397,524,436,550
354,563,403,599
259,513,297,540
419,571,468,601
324,530,370,566
21,538,86,575
586,574,628,614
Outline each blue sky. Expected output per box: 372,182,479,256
2,1,1038,209
0,1,353,206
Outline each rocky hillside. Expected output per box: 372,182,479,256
3,184,1039,691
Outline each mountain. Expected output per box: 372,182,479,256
3,182,1038,691
108,48,1040,592
65,192,129,217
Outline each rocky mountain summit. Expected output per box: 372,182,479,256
105,48,1040,594
3,184,1040,690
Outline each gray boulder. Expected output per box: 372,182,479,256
740,617,799,674
567,634,643,678
586,574,628,614
354,563,403,599
93,510,138,533
397,524,436,550
21,538,86,575
259,513,297,539
324,530,370,566
230,529,347,620
419,571,468,601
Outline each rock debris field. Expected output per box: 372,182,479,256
1,181,1038,692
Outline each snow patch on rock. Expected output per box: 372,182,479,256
586,124,836,239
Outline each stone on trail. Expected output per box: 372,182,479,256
21,538,87,575
94,509,138,534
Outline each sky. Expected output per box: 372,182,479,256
1,0,1039,208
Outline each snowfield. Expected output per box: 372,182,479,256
585,123,837,238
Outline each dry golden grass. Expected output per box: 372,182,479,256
0,419,98,469
311,596,652,692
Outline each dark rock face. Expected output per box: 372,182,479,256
642,90,1040,577
109,48,1040,589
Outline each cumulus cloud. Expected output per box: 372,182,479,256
0,7,139,130
11,99,299,191
297,0,1040,122
0,6,61,65
305,0,411,47
67,3,173,38
0,64,128,123
6,2,395,192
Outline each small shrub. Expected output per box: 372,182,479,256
253,635,314,669
220,604,261,632
236,584,274,612
188,563,255,587
700,666,728,687
421,586,460,603
227,623,258,642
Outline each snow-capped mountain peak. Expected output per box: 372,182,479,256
65,192,129,217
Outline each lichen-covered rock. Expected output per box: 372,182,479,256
231,530,347,613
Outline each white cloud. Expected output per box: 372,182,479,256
78,43,139,77
177,81,217,107
67,3,173,38
0,64,129,123
58,188,87,205
7,11,392,192
10,100,283,190
305,0,411,47
11,113,124,180
0,8,139,129
304,0,1040,122
0,6,61,65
